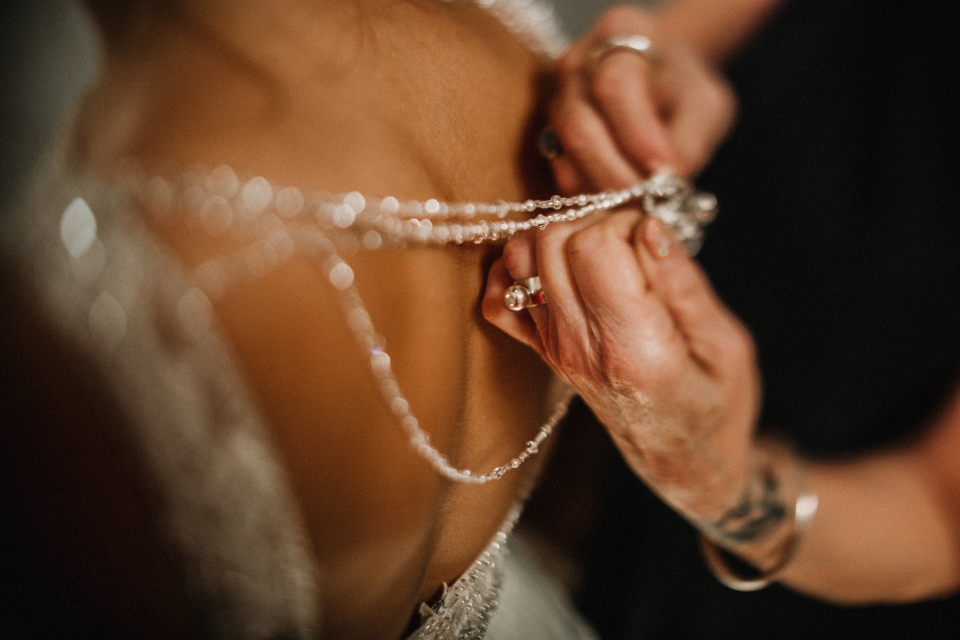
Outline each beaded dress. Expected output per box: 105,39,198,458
0,0,598,638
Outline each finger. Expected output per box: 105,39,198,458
589,51,679,173
636,218,750,369
531,215,604,375
500,229,554,336
482,258,546,354
549,64,642,191
666,67,736,175
550,154,591,196
502,218,593,335
500,211,603,361
566,210,679,364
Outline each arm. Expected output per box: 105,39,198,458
482,213,960,604
788,400,960,603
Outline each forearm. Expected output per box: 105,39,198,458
706,433,960,604
657,0,784,65
780,446,960,603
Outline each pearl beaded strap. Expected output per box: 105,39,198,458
132,166,717,483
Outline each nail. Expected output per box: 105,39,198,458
644,218,673,258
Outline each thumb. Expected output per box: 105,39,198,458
636,218,752,371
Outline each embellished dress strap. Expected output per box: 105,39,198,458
2,153,322,638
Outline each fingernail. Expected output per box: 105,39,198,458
644,218,673,258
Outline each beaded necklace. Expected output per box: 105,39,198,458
132,166,716,483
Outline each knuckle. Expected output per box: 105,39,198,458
556,50,580,79
706,79,737,126
567,215,636,262
553,161,584,195
601,337,669,398
535,221,571,258
567,224,607,259
532,232,555,263
553,111,594,158
501,237,531,277
591,64,636,106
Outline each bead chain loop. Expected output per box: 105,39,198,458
131,166,717,483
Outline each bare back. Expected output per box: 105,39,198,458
68,1,560,636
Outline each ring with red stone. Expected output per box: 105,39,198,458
504,276,547,311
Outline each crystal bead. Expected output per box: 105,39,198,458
344,191,365,213
391,397,409,416
240,176,273,212
141,176,173,214
317,203,338,228
362,230,383,250
275,186,304,217
370,351,391,373
60,197,97,258
210,165,240,198
380,196,400,215
328,262,354,289
88,291,127,352
334,204,356,228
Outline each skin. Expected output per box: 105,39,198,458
484,0,960,605
6,0,560,637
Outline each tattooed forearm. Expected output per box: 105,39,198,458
697,460,788,545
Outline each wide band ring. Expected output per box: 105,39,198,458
504,277,547,311
590,34,661,70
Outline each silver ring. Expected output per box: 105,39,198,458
504,276,547,311
590,34,661,70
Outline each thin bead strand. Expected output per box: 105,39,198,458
135,166,717,483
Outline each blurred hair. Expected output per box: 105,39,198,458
81,0,168,50
79,0,290,123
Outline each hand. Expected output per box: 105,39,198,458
483,212,760,523
548,6,736,193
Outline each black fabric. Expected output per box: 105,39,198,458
579,0,960,637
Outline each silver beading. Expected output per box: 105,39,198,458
129,165,717,483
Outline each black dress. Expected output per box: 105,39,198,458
578,0,960,637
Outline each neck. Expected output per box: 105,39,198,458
76,0,398,176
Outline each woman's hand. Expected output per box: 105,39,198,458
548,6,736,193
483,212,760,523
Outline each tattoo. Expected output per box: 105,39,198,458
699,462,787,545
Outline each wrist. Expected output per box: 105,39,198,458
696,441,819,590
656,0,783,66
